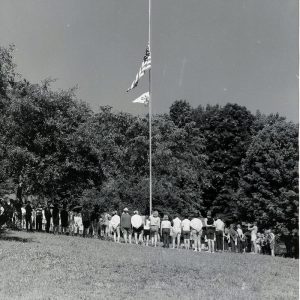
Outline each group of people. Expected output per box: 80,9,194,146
0,198,277,256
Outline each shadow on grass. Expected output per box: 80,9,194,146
0,228,34,243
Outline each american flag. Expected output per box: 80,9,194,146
127,44,151,92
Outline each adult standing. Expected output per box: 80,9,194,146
150,211,160,247
161,215,171,248
121,208,132,244
236,224,245,253
44,204,52,233
190,214,203,252
248,222,258,254
60,205,69,235
25,201,33,232
52,203,60,234
111,211,120,243
81,205,91,238
172,215,182,249
35,203,43,232
181,215,191,250
229,224,238,253
206,211,215,253
131,210,143,245
214,215,225,252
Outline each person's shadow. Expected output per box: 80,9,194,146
0,229,34,243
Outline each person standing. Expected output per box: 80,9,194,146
131,210,143,245
111,211,120,243
229,224,238,253
52,203,60,234
190,214,203,252
267,229,275,257
248,222,258,253
161,215,171,248
236,224,245,253
60,205,69,235
121,208,132,244
150,211,160,247
35,203,43,232
143,216,151,246
172,215,182,249
25,201,33,232
181,215,191,250
44,204,52,233
206,211,215,253
81,205,91,238
214,215,225,252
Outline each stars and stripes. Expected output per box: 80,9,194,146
127,44,151,92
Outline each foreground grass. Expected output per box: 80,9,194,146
0,230,298,300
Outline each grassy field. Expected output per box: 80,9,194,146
0,230,298,300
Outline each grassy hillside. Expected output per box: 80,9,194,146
0,230,298,300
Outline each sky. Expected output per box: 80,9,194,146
0,0,298,122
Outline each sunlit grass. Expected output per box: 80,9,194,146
0,230,298,299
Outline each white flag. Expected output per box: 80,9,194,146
132,92,149,104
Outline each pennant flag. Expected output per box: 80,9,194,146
127,44,151,92
132,92,149,105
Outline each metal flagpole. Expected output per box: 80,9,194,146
148,0,152,215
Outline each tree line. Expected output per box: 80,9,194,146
0,45,298,237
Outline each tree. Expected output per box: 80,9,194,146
238,120,298,237
193,103,255,221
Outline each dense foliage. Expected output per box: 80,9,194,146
0,46,298,235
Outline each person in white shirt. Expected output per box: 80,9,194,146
248,222,258,253
214,215,225,252
190,214,203,252
181,216,191,250
172,215,182,249
131,211,143,245
161,215,171,248
111,211,121,243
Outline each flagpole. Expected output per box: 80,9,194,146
148,0,152,215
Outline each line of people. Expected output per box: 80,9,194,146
0,199,276,256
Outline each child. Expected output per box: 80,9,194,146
150,211,160,247
144,216,151,246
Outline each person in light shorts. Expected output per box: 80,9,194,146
190,214,203,252
172,215,182,249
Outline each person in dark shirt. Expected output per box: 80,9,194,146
81,205,91,238
52,203,60,234
25,201,33,232
44,204,52,233
60,205,69,234
90,206,99,238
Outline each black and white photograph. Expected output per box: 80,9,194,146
0,0,298,299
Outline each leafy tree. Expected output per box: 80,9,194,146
238,120,298,236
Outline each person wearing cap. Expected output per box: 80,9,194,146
150,211,160,247
121,208,132,244
161,215,171,248
131,210,143,245
172,215,182,249
190,214,203,252
181,215,191,250
206,211,215,253
110,211,120,243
